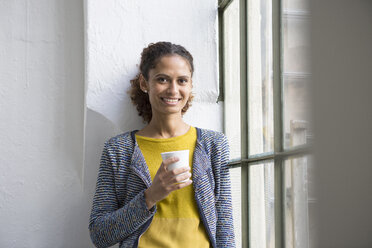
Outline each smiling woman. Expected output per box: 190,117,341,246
129,42,195,124
88,42,235,248
139,55,193,122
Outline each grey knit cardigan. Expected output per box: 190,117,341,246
89,127,235,248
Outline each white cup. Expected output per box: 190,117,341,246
161,150,190,183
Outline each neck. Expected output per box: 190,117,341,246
140,113,190,139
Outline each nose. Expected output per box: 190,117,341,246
167,80,178,94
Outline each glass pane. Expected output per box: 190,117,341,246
283,0,309,12
249,161,275,248
223,2,242,247
248,0,274,156
282,0,312,149
230,166,242,248
284,156,316,248
223,0,241,161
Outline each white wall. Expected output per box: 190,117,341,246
0,0,222,247
0,0,89,247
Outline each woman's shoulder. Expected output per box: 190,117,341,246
196,127,228,142
195,128,229,164
104,130,137,150
195,127,229,153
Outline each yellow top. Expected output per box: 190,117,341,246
136,127,210,248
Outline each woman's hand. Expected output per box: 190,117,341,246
144,157,192,210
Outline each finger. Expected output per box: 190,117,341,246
169,179,193,191
170,166,191,176
162,157,179,170
170,172,192,184
165,167,190,181
158,157,178,172
155,161,167,175
163,156,179,165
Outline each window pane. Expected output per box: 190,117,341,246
249,161,275,248
223,2,242,247
282,0,312,149
223,0,241,161
248,0,274,156
284,156,316,248
283,0,309,12
230,166,242,248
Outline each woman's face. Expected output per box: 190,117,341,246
142,55,193,118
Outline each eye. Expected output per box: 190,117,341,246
157,77,168,83
178,78,188,84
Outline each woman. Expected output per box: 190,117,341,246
89,42,235,248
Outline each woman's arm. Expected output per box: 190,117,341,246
88,143,155,248
215,134,236,247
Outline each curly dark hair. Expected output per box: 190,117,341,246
128,41,195,123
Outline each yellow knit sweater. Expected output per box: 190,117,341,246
136,127,210,248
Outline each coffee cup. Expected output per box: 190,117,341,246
161,150,190,183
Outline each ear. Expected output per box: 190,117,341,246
139,74,148,92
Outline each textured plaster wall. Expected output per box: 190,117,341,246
0,0,89,247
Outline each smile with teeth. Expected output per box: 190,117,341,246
161,97,181,104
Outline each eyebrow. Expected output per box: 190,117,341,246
154,73,190,78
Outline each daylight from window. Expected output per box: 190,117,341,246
221,0,313,247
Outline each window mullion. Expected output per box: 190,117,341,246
239,0,249,247
218,7,225,103
273,0,284,248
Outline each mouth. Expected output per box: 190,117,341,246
161,97,182,105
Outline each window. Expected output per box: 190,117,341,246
219,0,314,247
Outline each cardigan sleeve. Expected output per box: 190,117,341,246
89,142,155,248
215,134,236,247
